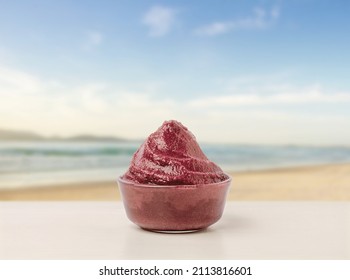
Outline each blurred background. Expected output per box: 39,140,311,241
0,0,349,200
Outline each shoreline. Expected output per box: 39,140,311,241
1,161,349,188
1,163,350,200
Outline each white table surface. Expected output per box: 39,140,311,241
0,202,349,260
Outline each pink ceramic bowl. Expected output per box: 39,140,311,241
117,176,231,232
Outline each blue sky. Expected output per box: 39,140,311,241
0,0,349,145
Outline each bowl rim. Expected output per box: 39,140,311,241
117,174,232,188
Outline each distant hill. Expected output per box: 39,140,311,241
64,135,127,142
0,129,129,142
0,129,44,141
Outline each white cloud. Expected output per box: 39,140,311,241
142,6,177,37
189,86,350,107
83,31,103,51
194,109,350,145
1,65,349,145
0,66,42,94
271,6,280,19
195,6,280,36
88,31,103,45
0,65,176,139
196,22,233,36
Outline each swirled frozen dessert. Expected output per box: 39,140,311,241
118,120,231,232
122,120,228,185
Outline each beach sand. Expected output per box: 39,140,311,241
0,163,350,201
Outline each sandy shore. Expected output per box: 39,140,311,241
1,163,350,200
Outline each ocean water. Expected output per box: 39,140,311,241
1,141,350,189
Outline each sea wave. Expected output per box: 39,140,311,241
1,141,350,188
0,147,137,156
